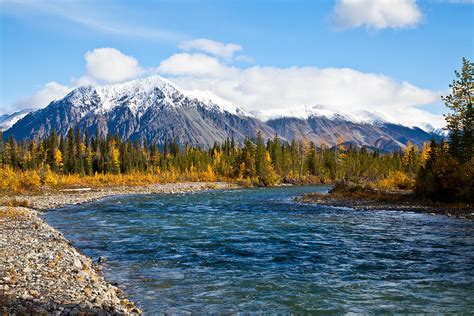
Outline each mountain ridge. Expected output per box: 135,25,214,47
3,76,443,150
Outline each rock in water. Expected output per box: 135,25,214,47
98,256,107,264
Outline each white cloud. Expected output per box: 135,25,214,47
330,0,423,30
12,82,71,111
6,47,144,113
85,48,144,83
179,39,243,61
157,53,237,77
70,75,98,87
235,54,255,63
157,53,444,128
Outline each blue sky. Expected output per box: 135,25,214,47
0,0,473,127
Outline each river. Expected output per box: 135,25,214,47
43,185,474,313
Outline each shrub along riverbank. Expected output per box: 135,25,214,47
296,182,473,220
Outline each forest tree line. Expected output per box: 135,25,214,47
0,126,426,189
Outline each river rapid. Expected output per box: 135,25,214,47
43,185,474,313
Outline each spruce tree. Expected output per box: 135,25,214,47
443,58,473,162
74,127,85,174
0,130,4,167
48,129,59,172
66,128,75,173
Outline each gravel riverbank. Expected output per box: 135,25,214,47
0,206,141,314
0,181,236,314
6,182,237,210
296,192,474,220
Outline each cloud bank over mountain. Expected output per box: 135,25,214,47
12,82,71,111
6,41,444,128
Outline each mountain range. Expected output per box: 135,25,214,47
3,76,442,151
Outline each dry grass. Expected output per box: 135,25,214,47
0,207,30,222
0,167,233,195
2,198,29,207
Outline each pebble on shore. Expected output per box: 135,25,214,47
295,192,474,220
0,206,142,314
6,182,236,211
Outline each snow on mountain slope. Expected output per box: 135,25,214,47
188,89,244,115
0,109,34,131
253,104,444,133
64,75,246,118
253,105,396,127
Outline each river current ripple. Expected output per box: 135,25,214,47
43,186,474,313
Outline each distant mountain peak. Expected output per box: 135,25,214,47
252,104,387,124
252,104,441,133
4,76,271,147
60,75,246,119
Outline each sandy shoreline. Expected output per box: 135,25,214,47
0,181,237,314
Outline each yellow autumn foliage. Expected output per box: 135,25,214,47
374,171,415,190
201,164,217,182
0,207,30,222
20,170,42,192
420,142,431,166
0,163,233,195
0,167,19,192
43,166,58,187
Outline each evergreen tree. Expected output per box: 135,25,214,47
74,127,85,174
0,130,3,166
443,58,474,162
255,131,266,177
8,136,17,169
48,129,59,172
66,128,75,173
240,137,256,179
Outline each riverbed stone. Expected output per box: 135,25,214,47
0,206,142,314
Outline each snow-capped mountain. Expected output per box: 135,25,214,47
0,109,34,131
250,104,444,150
419,123,449,137
4,76,274,147
4,76,443,150
253,104,439,132
57,76,246,118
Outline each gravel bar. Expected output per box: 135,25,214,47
0,182,237,314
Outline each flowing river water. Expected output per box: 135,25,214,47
43,185,474,313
